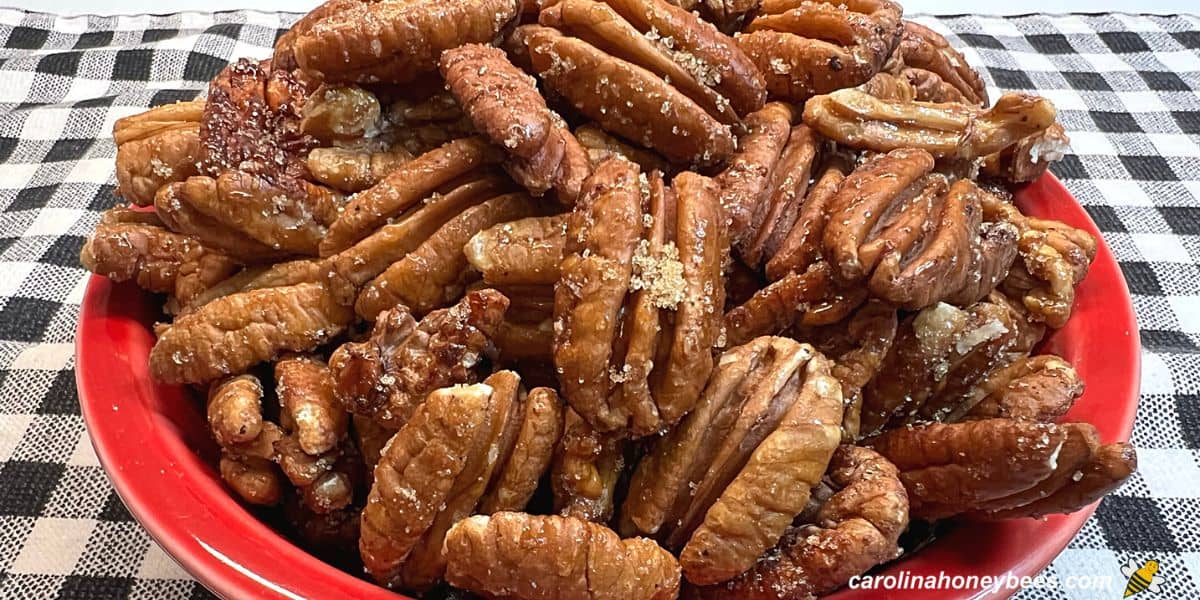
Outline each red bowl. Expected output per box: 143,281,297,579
77,172,1140,600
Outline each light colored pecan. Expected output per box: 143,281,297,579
208,375,286,506
320,137,503,255
290,0,521,84
737,0,903,102
306,146,412,193
552,408,627,523
857,70,917,101
696,445,908,598
804,88,1058,159
356,192,540,319
443,513,681,600
149,278,354,384
896,20,988,106
385,91,477,157
982,122,1071,184
901,66,969,103
465,214,567,286
276,354,347,456
220,455,284,506
114,101,203,206
479,386,564,514
80,211,238,306
441,43,591,203
330,289,508,429
301,84,383,144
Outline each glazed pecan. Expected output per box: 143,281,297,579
723,262,851,347
869,418,1134,520
154,183,291,264
804,88,1058,159
480,284,557,363
465,214,567,286
984,192,1097,328
385,91,477,157
356,192,540,320
964,354,1083,423
208,375,285,506
576,123,671,174
441,44,591,203
555,160,726,436
618,337,843,585
982,122,1071,184
114,101,204,206
178,258,326,314
150,278,354,384
552,408,627,523
80,209,237,306
300,84,383,144
306,146,412,193
857,71,917,101
289,0,521,84
330,289,508,429
443,513,681,600
738,0,903,102
695,445,908,598
895,21,988,106
859,300,1018,434
523,0,766,165
200,59,316,182
762,153,853,281
276,354,347,456
359,371,561,590
320,137,503,255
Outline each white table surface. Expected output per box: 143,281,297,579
0,0,1195,15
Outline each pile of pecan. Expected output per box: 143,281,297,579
83,0,1136,597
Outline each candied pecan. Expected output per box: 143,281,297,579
696,445,908,598
859,300,1018,434
617,337,842,585
356,192,540,319
331,174,512,287
320,137,503,255
300,84,383,143
444,513,681,600
762,153,853,281
465,214,567,286
154,183,291,264
306,146,412,193
896,21,988,106
804,88,1058,159
724,262,843,347
552,408,627,523
385,92,477,157
524,0,765,165
964,355,1083,423
984,192,1097,328
149,279,354,384
556,161,726,436
330,289,508,429
360,371,560,589
290,0,521,84
80,212,237,306
479,386,564,514
220,455,284,506
479,284,557,363
978,441,1136,519
441,43,591,203
179,258,326,314
901,66,969,103
209,375,286,505
114,101,204,206
982,122,1071,184
738,0,903,102
857,71,917,101
164,172,342,257
200,58,316,182
575,123,670,174
276,355,347,456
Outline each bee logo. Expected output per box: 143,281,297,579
1121,559,1164,597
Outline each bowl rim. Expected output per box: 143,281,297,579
76,172,1140,600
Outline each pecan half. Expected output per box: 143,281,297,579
737,0,903,102
114,101,204,206
208,375,285,506
804,88,1058,159
982,122,1071,184
552,408,627,523
857,71,917,101
80,209,238,306
441,43,591,203
443,513,681,600
576,123,671,174
290,0,521,84
300,84,383,144
465,214,567,286
963,354,1083,423
276,354,347,456
306,145,412,193
895,21,988,106
695,445,908,598
330,289,508,429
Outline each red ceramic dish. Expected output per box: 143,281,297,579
77,172,1140,600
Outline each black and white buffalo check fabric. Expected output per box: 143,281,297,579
0,7,1196,600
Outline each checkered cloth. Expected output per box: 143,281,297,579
0,7,1196,600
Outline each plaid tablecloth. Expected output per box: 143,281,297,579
0,7,1196,600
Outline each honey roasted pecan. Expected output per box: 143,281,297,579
444,512,681,600
289,0,521,84
552,407,627,523
441,43,591,203
576,123,671,174
80,208,238,307
208,375,285,506
618,337,843,585
114,100,204,206
737,0,903,102
891,21,988,106
962,354,1083,423
693,445,908,598
330,289,508,429
306,146,412,193
982,122,1071,184
523,0,766,165
856,71,917,101
359,371,562,590
465,214,567,286
301,84,383,144
555,160,726,436
804,88,1058,159
356,192,540,320
275,354,347,456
